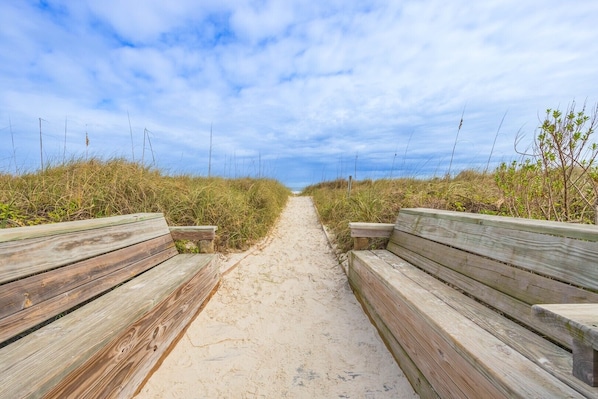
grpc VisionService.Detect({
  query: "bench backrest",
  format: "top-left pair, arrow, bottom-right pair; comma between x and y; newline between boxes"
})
0,213 -> 178,344
388,208 -> 598,349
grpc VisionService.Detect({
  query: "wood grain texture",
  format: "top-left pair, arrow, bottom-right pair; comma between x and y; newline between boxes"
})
45,254 -> 220,399
386,231 -> 598,348
534,304 -> 598,387
533,304 -> 598,348
351,273 -> 440,399
399,208 -> 598,241
349,250 -> 586,398
169,226 -> 217,241
0,254 -> 219,399
395,209 -> 598,291
0,235 -> 177,343
0,215 -> 170,284
373,250 -> 598,398
348,208 -> 598,397
573,339 -> 598,387
349,222 -> 395,238
0,213 -> 163,243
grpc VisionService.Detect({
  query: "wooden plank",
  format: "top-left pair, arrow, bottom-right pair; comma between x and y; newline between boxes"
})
350,254 -> 510,398
0,254 -> 219,399
373,250 -> 598,398
46,254 -> 221,398
349,250 -> 586,398
387,231 -> 598,348
399,208 -> 598,242
349,222 -> 395,238
395,209 -> 598,291
389,230 -> 598,306
349,253 -> 471,398
0,236 -> 177,343
0,216 -> 171,284
169,226 -> 217,241
533,304 -> 598,349
0,213 -> 163,243
350,273 -> 440,399
534,304 -> 598,387
387,239 -> 572,348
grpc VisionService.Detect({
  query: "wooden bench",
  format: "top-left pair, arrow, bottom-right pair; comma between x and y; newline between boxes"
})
348,208 -> 598,398
0,213 -> 220,398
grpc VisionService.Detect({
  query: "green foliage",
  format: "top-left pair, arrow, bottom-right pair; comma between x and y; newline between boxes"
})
0,202 -> 24,228
305,172 -> 501,252
495,101 -> 598,223
0,158 -> 290,251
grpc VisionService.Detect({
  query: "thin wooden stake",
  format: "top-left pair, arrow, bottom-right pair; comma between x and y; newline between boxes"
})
39,118 -> 44,171
9,116 -> 16,174
208,123 -> 213,177
63,116 -> 67,163
128,111 -> 135,161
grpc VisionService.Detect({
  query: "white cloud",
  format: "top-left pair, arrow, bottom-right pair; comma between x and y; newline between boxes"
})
1,0 -> 598,187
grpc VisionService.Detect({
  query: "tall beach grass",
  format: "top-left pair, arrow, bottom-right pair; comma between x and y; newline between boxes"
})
303,171 -> 505,252
0,158 -> 290,251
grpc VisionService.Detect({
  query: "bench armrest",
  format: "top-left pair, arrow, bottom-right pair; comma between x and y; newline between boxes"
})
169,226 -> 218,253
349,222 -> 395,250
532,303 -> 598,386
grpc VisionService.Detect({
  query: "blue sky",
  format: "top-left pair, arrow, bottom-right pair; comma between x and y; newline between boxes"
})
1,1 -> 597,190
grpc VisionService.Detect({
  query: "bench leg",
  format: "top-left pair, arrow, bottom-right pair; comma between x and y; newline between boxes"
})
572,338 -> 598,386
353,237 -> 369,250
199,239 -> 214,253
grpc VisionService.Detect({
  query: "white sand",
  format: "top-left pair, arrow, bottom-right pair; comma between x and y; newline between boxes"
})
135,196 -> 418,399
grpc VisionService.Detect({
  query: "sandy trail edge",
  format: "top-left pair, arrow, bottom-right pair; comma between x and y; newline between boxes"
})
135,196 -> 418,398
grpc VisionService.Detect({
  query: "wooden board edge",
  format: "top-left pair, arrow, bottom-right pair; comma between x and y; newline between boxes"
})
348,250 -> 586,398
134,277 -> 222,397
398,208 -> 598,242
347,256 -> 439,399
0,213 -> 164,243
44,254 -> 220,398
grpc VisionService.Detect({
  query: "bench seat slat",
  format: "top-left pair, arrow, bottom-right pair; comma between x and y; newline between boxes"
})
0,253 -> 219,399
396,210 -> 598,292
350,250 -> 586,398
0,215 -> 171,284
373,250 -> 598,398
350,252 -> 470,398
0,235 -> 178,343
388,239 -> 571,348
355,286 -> 441,399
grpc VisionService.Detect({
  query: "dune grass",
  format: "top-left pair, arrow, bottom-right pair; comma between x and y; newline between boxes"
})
302,171 -> 504,252
0,158 -> 290,251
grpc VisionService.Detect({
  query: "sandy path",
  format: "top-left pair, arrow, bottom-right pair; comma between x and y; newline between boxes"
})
136,196 -> 418,399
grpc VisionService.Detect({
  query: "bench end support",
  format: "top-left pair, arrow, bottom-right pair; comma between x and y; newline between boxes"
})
573,339 -> 598,386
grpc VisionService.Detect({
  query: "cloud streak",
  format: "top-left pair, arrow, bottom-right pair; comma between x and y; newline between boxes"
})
1,1 -> 598,189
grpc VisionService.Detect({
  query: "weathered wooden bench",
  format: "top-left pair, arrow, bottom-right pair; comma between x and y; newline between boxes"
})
0,213 -> 220,398
349,208 -> 598,398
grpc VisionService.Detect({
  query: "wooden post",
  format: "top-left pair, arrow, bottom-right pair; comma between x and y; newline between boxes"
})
353,237 -> 369,250
347,175 -> 352,198
532,303 -> 598,386
169,226 -> 217,253
349,222 -> 395,250
572,338 -> 598,386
